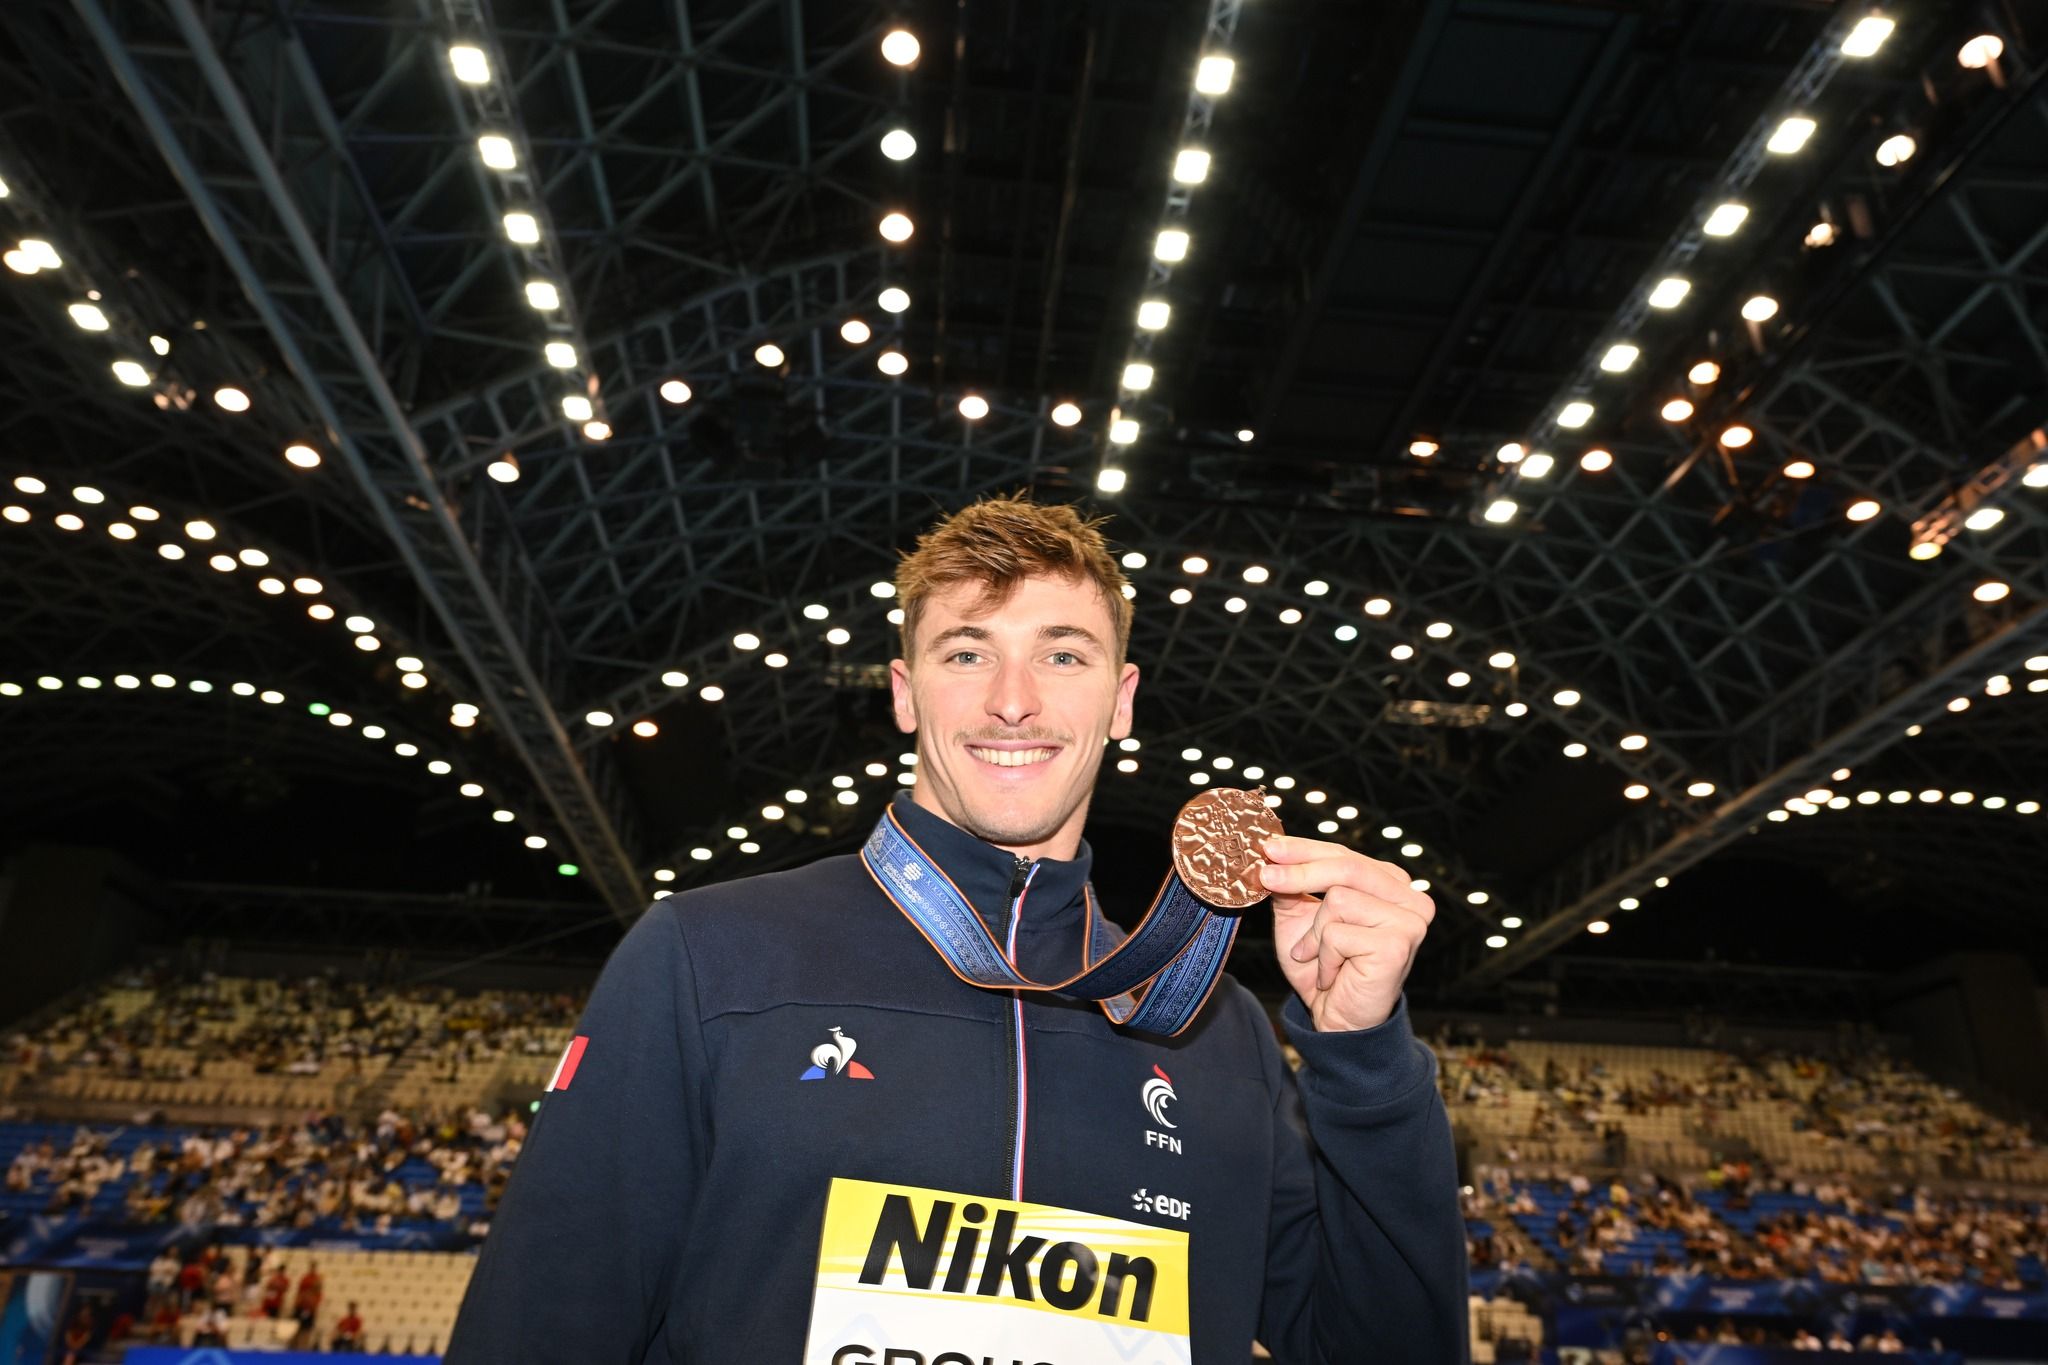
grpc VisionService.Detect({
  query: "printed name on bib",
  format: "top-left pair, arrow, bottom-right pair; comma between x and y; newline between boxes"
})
804,1178 -> 1192,1365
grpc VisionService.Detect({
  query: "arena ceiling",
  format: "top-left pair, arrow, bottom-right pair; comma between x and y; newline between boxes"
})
1,0 -> 2045,1002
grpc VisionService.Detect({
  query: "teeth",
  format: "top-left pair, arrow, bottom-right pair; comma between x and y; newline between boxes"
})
969,746 -> 1055,768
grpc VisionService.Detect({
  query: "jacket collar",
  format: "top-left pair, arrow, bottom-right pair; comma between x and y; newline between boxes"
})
886,791 -> 1092,932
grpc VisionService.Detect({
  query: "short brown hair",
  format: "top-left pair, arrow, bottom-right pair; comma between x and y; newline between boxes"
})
895,494 -> 1134,665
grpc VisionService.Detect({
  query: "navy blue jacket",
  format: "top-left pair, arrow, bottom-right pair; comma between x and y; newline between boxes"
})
447,794 -> 1468,1363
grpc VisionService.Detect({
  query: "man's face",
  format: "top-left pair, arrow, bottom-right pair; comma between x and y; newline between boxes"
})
890,572 -> 1139,861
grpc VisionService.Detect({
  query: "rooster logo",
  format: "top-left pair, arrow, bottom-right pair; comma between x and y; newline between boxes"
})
1141,1064 -> 1177,1128
798,1026 -> 875,1080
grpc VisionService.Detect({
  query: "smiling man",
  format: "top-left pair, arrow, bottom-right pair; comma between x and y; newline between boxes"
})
448,495 -> 1467,1365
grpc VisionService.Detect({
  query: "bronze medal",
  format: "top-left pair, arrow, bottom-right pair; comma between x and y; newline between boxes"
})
1171,786 -> 1285,910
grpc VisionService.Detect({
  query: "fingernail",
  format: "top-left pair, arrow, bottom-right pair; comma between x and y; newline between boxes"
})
1291,936 -> 1316,962
1260,864 -> 1283,888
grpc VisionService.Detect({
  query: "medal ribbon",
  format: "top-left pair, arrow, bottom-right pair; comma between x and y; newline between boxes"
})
860,804 -> 1242,1037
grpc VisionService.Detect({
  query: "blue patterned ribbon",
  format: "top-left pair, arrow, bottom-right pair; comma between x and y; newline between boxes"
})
859,805 -> 1243,1037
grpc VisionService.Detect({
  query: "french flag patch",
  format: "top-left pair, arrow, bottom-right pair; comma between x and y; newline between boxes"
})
547,1035 -> 590,1092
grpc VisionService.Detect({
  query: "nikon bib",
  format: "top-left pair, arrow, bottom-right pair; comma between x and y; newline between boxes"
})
802,1178 -> 1192,1365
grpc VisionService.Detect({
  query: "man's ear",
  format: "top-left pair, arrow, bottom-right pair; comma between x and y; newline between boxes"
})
1107,661 -> 1140,740
889,658 -> 918,735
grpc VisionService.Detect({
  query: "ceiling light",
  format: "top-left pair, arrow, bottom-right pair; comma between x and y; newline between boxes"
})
1363,597 -> 1391,615
1518,452 -> 1555,479
1408,439 -> 1438,458
1599,344 -> 1638,373
1303,579 -> 1328,596
503,212 -> 539,244
1741,295 -> 1780,322
112,360 -> 151,386
1137,300 -> 1170,330
1424,621 -> 1452,639
1278,607 -> 1302,625
1767,116 -> 1817,154
877,350 -> 908,376
839,318 -> 872,345
108,521 -> 135,539
544,341 -> 577,368
1194,55 -> 1234,95
71,485 -> 104,505
1908,539 -> 1943,561
1110,417 -> 1139,444
524,280 -> 559,311
1963,507 -> 2004,532
1154,229 -> 1189,262
1623,783 -> 1649,800
880,29 -> 920,65
879,129 -> 917,161
1390,643 -> 1414,660
54,513 -> 83,531
284,443 -> 321,469
1333,624 -> 1356,641
1782,459 -> 1816,479
1182,556 -> 1209,575
1224,596 -> 1246,613
754,341 -> 785,368
1562,742 -> 1588,758
1875,133 -> 1916,167
477,134 -> 516,170
1846,498 -> 1880,522
1236,429 -> 1254,442
1579,448 -> 1614,472
1121,362 -> 1154,391
1446,671 -> 1469,687
1483,498 -> 1518,524
825,627 -> 851,645
871,580 -> 896,598
1095,468 -> 1127,494
1556,400 -> 1593,428
1720,424 -> 1754,448
660,379 -> 692,404
1172,148 -> 1210,184
183,518 -> 216,540
1688,360 -> 1721,384
1660,398 -> 1694,422
1958,34 -> 2005,69
583,421 -> 611,441
878,286 -> 910,313
1242,565 -> 1268,584
1703,203 -> 1749,236
879,212 -> 914,243
1841,16 -> 1894,58
958,394 -> 990,420
701,685 -> 725,702
1648,277 -> 1690,309
1973,580 -> 2010,603
68,303 -> 109,331
1687,780 -> 1716,797
1805,221 -> 1838,248
448,43 -> 490,83
1553,689 -> 1581,707
1496,442 -> 1524,464
1619,733 -> 1647,751
212,386 -> 251,412
561,394 -> 594,421
1050,401 -> 1082,427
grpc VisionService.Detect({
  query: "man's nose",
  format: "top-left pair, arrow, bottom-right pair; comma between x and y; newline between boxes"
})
985,660 -> 1041,728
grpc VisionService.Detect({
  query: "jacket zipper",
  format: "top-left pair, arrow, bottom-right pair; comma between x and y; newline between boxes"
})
1002,855 -> 1033,1201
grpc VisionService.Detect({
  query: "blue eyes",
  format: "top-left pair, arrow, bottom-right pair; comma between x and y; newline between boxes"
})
946,650 -> 1083,667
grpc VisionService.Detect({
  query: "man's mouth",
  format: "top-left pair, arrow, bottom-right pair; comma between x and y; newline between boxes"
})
966,745 -> 1061,768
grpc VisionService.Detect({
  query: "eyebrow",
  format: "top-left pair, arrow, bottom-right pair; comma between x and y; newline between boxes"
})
927,623 -> 1107,654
